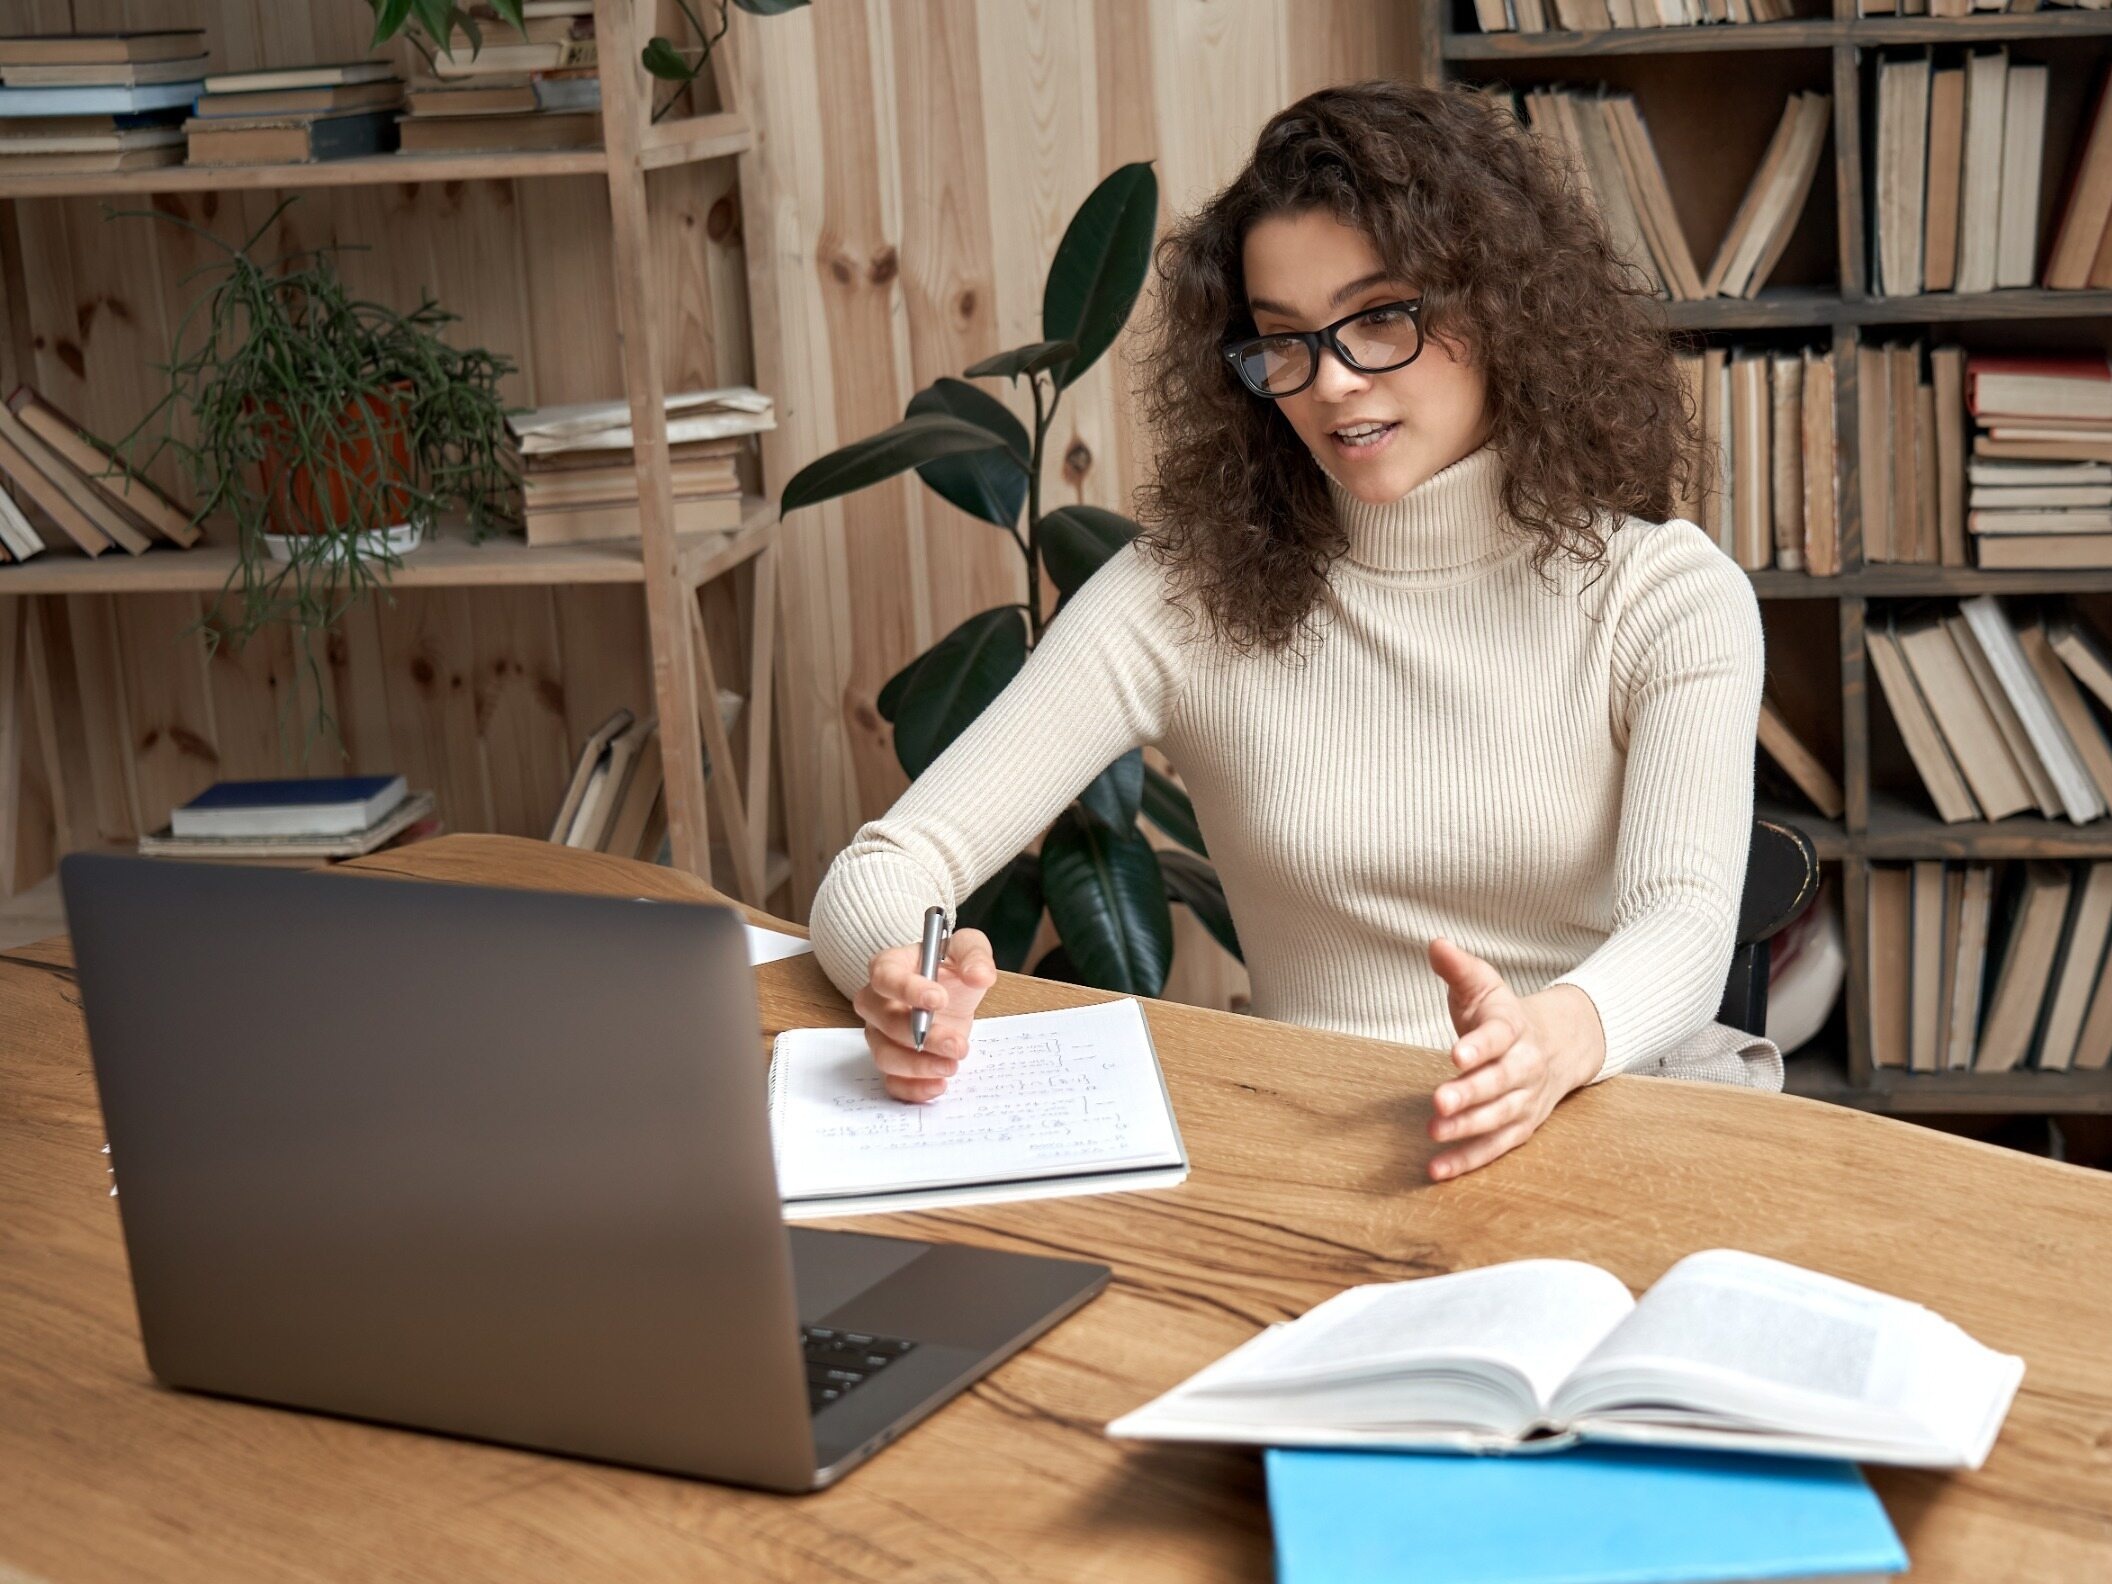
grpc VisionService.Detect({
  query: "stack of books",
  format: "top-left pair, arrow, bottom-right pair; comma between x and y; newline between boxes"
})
1867,597 -> 2112,827
1864,0 -> 2109,16
402,2 -> 600,154
184,61 -> 401,166
1869,857 -> 2112,1075
1516,87 -> 1828,301
0,30 -> 203,174
1963,355 -> 2112,568
141,775 -> 440,865
1675,343 -> 1839,574
2048,64 -> 2112,292
1470,0 -> 1802,31
507,387 -> 772,547
1870,49 -> 2046,298
0,384 -> 200,561
1855,339 -> 1968,566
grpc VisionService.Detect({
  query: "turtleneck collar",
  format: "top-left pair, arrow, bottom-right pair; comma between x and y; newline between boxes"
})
1323,443 -> 1520,583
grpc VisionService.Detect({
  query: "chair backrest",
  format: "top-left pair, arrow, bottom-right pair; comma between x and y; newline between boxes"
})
1716,815 -> 1821,1038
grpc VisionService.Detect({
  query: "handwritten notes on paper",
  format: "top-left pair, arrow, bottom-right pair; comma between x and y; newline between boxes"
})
767,997 -> 1186,1212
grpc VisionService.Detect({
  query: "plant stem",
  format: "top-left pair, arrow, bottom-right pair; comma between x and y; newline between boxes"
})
1026,370 -> 1051,644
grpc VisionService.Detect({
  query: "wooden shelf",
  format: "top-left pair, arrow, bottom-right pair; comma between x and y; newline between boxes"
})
0,113 -> 753,200
1785,1045 -> 2112,1113
0,495 -> 777,596
1445,12 -> 2112,59
1748,565 -> 2112,600
1861,793 -> 2112,861
1653,288 -> 2112,333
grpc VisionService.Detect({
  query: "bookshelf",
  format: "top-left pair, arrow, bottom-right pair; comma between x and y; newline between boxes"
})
0,2 -> 786,907
1420,1 -> 2112,1114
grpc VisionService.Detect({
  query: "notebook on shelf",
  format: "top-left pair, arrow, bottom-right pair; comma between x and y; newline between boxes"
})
1109,1248 -> 2023,1470
1265,1444 -> 1907,1584
140,790 -> 435,861
768,996 -> 1187,1219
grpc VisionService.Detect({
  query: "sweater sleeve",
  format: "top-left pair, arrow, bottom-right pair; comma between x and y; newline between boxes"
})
1549,522 -> 1766,1080
806,541 -> 1191,1002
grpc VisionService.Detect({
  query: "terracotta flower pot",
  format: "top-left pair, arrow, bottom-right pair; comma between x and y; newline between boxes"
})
253,385 -> 417,537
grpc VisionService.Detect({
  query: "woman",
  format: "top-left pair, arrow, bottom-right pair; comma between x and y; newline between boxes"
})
806,80 -> 1777,1182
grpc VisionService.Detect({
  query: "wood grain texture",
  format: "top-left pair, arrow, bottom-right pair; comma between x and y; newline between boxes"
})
2,833 -> 2111,1581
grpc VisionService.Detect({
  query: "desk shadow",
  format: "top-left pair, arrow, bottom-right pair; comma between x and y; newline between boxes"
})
1057,1441 -> 1273,1582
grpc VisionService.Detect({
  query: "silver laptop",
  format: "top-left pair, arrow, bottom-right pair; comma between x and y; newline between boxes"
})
61,854 -> 1108,1492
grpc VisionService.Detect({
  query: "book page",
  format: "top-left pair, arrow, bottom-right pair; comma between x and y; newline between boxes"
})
769,997 -> 1184,1206
1181,1261 -> 1636,1423
1554,1249 -> 2024,1465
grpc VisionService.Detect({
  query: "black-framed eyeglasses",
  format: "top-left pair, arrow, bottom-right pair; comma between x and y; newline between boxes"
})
1221,298 -> 1424,399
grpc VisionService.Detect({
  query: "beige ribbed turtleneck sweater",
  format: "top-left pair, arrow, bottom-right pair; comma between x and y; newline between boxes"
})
808,444 -> 1775,1084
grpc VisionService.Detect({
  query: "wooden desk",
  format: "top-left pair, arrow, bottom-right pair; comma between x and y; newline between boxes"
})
4,836 -> 2110,1581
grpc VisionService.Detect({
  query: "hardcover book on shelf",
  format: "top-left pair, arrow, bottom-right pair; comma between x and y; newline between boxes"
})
1869,865 -> 1911,1070
0,81 -> 203,118
1866,623 -> 1980,823
1994,63 -> 2048,291
1960,596 -> 2105,823
1757,698 -> 1844,819
198,62 -> 396,95
7,385 -> 199,547
1955,50 -> 2008,296
0,32 -> 206,67
1703,91 -> 1830,300
2035,863 -> 2112,1072
190,80 -> 404,120
1974,861 -> 2073,1073
1925,64 -> 1965,294
1,57 -> 208,89
184,108 -> 399,167
140,791 -> 436,862
2047,63 -> 2112,291
395,108 -> 601,156
1910,859 -> 1946,1073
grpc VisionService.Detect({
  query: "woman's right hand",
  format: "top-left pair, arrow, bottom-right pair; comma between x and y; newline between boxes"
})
850,927 -> 998,1102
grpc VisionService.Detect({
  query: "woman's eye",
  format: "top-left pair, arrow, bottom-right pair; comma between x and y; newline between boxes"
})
1358,309 -> 1406,328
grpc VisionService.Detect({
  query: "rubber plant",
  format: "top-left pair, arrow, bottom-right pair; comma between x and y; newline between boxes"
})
118,198 -> 518,762
363,0 -> 808,122
778,162 -> 1240,997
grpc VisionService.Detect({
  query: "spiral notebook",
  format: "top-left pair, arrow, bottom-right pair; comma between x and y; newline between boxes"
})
766,996 -> 1188,1218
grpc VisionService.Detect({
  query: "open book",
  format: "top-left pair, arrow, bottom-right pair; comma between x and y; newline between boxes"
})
767,997 -> 1187,1219
1109,1250 -> 2023,1470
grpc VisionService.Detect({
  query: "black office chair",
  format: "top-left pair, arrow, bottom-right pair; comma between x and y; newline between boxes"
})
1716,815 -> 1822,1038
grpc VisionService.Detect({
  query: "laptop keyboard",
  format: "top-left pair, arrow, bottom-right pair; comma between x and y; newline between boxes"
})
802,1324 -> 917,1413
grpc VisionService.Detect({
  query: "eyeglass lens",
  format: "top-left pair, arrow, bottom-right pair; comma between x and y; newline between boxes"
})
1233,305 -> 1419,396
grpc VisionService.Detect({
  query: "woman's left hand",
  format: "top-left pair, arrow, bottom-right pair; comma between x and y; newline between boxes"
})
1424,938 -> 1605,1181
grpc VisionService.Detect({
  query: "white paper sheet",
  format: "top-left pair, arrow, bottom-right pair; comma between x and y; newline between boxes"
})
768,997 -> 1186,1213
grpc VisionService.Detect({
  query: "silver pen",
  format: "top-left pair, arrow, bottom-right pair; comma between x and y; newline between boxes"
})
910,904 -> 950,1050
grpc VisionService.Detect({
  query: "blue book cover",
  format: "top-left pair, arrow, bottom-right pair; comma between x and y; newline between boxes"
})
1266,1446 -> 1907,1584
171,776 -> 407,839
0,82 -> 200,117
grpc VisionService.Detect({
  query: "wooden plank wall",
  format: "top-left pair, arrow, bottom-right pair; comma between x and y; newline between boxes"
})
0,0 -> 754,884
722,1 -> 1417,1009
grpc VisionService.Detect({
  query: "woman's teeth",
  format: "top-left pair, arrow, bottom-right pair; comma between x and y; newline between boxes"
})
1331,421 -> 1396,452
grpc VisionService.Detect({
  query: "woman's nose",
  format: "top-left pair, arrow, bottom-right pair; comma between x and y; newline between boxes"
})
1308,344 -> 1372,402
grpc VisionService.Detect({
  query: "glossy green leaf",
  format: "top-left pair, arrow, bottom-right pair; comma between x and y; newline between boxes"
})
905,378 -> 1030,529
1042,162 -> 1157,391
781,413 -> 1012,515
450,6 -> 481,58
876,606 -> 1030,778
642,36 -> 697,81
964,340 -> 1077,383
1141,765 -> 1208,857
956,854 -> 1043,973
485,0 -> 525,26
1040,808 -> 1173,996
370,0 -> 415,48
1039,504 -> 1137,597
1077,748 -> 1143,832
1157,848 -> 1242,962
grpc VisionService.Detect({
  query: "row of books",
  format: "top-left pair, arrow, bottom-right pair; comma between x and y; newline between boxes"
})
1469,0 -> 1800,28
553,710 -> 670,859
0,384 -> 197,560
1515,87 -> 1827,301
1872,51 -> 2049,297
1675,344 -> 1839,574
507,387 -> 774,548
1471,0 -> 2102,27
0,9 -> 606,176
1868,858 -> 2112,1076
1869,598 -> 2112,825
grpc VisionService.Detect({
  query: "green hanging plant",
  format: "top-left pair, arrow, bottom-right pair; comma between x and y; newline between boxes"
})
116,197 -> 519,764
779,162 -> 1242,998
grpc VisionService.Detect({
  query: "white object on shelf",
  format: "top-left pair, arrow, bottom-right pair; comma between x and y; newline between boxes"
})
260,519 -> 423,563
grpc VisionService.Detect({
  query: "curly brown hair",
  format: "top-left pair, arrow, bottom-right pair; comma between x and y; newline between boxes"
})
1130,79 -> 1700,655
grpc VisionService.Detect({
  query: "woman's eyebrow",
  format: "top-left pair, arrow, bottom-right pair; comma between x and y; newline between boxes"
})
1245,271 -> 1397,322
